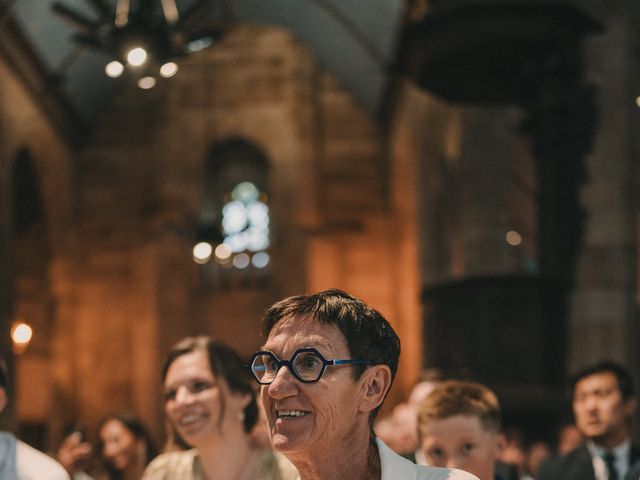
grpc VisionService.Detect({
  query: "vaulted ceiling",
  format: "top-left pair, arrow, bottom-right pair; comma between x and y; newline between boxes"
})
6,0 -> 406,125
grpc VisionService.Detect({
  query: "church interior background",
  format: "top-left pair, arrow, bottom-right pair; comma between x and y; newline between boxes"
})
1,0 -> 639,450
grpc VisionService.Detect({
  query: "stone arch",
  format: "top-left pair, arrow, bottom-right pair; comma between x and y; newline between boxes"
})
196,137 -> 271,288
201,137 -> 270,228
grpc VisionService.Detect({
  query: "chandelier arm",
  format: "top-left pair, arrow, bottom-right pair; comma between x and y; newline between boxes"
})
160,0 -> 179,25
115,0 -> 130,27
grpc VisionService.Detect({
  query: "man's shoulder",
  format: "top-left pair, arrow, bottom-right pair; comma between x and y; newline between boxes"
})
16,440 -> 70,480
626,460 -> 640,480
538,445 -> 592,480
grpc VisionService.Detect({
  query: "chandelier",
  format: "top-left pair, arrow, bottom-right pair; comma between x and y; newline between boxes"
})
52,0 -> 225,89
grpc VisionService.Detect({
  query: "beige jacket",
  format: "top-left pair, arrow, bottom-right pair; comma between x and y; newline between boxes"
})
142,448 -> 298,480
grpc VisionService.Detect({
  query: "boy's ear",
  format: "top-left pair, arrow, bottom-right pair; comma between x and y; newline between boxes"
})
359,365 -> 392,414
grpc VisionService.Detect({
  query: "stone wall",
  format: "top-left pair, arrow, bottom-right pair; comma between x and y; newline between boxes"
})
0,43 -> 75,441
65,23 -> 419,438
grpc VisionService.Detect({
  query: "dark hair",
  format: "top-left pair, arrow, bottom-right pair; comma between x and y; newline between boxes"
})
417,380 -> 502,437
161,336 -> 258,444
570,360 -> 635,401
262,288 -> 401,421
97,412 -> 156,478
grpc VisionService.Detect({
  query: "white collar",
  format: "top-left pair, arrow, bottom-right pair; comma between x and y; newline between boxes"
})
587,438 -> 632,480
294,438 -> 417,480
587,437 -> 631,459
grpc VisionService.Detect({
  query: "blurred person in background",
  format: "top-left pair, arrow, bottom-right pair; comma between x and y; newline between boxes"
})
97,412 -> 155,480
143,336 -> 297,480
56,422 -> 94,480
538,360 -> 639,480
0,355 -> 70,479
521,441 -> 551,480
498,427 -> 527,478
374,369 -> 443,455
556,422 -> 583,455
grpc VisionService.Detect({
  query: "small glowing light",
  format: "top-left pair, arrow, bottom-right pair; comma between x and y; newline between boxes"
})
222,201 -> 248,234
193,242 -> 213,264
159,62 -> 178,78
105,60 -> 124,78
214,243 -> 232,261
11,321 -> 33,352
506,230 -> 522,246
636,96 -> 640,108
252,252 -> 270,269
232,182 -> 260,202
127,47 -> 148,66
185,37 -> 214,53
138,76 -> 156,90
233,253 -> 250,269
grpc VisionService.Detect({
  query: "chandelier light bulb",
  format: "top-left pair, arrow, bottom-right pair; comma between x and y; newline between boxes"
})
193,242 -> 213,264
159,62 -> 178,78
127,46 -> 148,66
138,76 -> 157,89
105,60 -> 124,78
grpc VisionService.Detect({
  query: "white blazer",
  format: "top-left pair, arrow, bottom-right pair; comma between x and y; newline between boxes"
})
377,438 -> 480,480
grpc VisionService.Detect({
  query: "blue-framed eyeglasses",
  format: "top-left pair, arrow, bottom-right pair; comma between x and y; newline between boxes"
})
248,347 -> 372,384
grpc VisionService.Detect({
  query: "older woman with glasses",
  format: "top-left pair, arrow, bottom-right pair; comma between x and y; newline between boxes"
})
248,289 -> 479,480
142,336 -> 297,480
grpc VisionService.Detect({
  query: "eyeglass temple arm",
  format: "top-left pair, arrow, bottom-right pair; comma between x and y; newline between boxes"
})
331,359 -> 373,366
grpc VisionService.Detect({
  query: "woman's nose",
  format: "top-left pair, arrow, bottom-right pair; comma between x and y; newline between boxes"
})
267,365 -> 298,398
175,386 -> 194,404
103,442 -> 118,458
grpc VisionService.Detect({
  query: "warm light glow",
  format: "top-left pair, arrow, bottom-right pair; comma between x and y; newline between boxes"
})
105,60 -> 124,78
506,230 -> 522,246
193,242 -> 213,264
11,321 -> 33,353
127,47 -> 148,66
138,76 -> 156,89
636,96 -> 640,108
159,62 -> 178,78
252,252 -> 270,269
233,253 -> 250,269
214,243 -> 232,261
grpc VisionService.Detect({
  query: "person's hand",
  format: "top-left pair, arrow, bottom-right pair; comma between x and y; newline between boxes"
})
57,431 -> 92,474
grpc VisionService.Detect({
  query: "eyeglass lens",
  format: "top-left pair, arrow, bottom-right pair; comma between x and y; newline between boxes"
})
251,350 -> 325,383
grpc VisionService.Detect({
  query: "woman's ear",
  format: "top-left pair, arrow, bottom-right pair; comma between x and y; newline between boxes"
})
359,365 -> 392,414
234,391 -> 253,410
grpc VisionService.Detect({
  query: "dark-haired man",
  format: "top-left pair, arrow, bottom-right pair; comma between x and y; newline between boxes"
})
0,356 -> 70,479
538,360 -> 640,480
